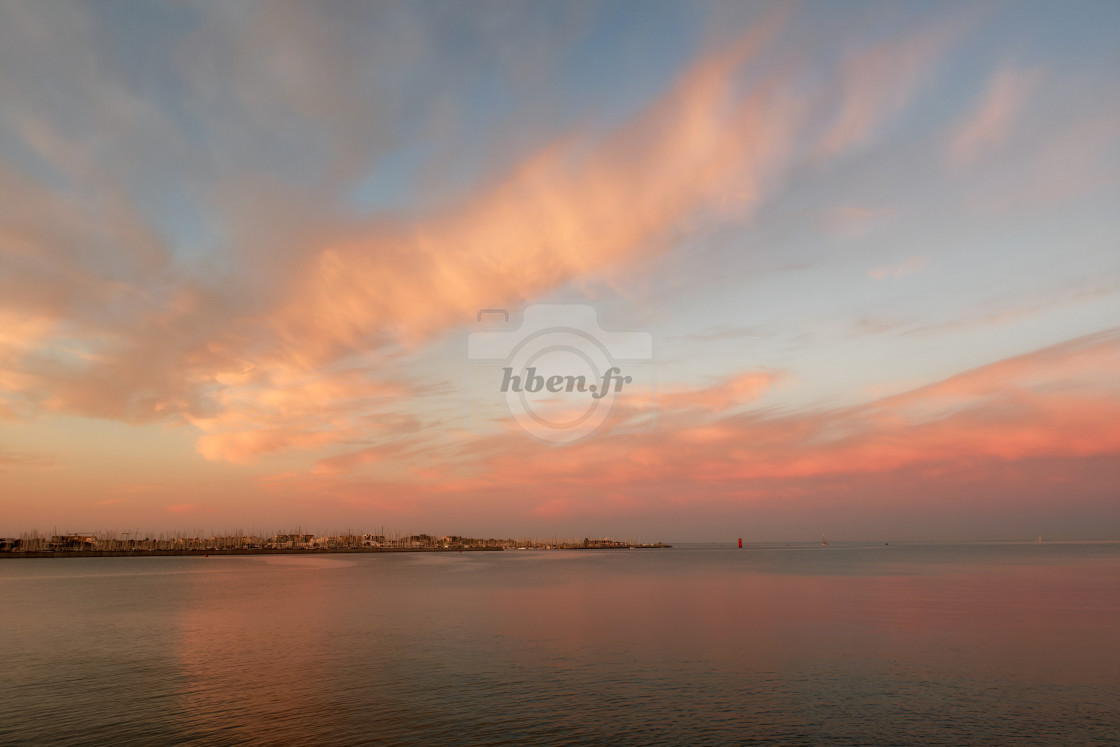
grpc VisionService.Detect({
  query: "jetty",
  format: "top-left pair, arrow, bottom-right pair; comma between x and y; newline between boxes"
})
0,531 -> 670,559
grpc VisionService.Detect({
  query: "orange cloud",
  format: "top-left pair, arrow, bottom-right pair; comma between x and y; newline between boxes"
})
0,448 -> 56,469
175,16 -> 809,462
421,329 -> 1120,503
166,504 -> 197,514
311,437 -> 419,477
0,14 -> 811,465
276,12 -> 798,357
187,365 -> 409,462
659,371 -> 783,413
0,7 -> 1000,471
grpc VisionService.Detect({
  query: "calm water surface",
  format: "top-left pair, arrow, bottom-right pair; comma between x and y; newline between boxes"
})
2,542 -> 1119,745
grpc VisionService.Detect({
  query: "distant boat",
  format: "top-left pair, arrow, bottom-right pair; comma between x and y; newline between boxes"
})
821,535 -> 828,546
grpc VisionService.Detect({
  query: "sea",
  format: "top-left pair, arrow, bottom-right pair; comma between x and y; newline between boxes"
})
2,541 -> 1118,745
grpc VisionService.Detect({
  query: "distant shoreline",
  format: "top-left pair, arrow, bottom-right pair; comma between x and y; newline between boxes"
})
0,545 -> 671,559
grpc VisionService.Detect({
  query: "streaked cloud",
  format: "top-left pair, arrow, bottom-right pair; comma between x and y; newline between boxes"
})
0,448 -> 56,469
659,371 -> 783,413
418,330 -> 1120,507
820,205 -> 894,238
1,2 -> 1116,538
949,65 -> 1039,166
869,256 -> 929,281
818,18 -> 967,156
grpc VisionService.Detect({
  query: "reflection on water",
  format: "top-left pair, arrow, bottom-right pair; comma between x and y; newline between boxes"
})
1,543 -> 1118,745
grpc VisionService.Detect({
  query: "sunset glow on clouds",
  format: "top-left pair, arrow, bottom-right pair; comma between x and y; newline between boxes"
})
0,2 -> 1117,539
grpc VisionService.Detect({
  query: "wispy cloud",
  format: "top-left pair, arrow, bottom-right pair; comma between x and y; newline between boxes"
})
1,3 -> 1115,537
818,18 -> 968,156
820,205 -> 894,238
0,448 -> 56,469
0,4 -> 991,468
0,9 -> 810,463
672,325 -> 773,343
869,255 -> 929,280
949,64 -> 1039,166
425,329 -> 1120,511
903,273 -> 1120,337
659,371 -> 784,413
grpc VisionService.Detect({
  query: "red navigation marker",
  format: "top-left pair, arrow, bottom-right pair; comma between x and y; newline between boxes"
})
738,538 -> 742,548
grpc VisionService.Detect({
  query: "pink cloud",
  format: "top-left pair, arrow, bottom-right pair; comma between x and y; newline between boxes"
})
820,205 -> 894,238
0,7 -> 1034,477
274,11 -> 799,357
0,448 -> 56,469
311,439 -> 419,477
949,65 -> 1039,166
818,19 -> 967,156
165,504 -> 197,514
869,255 -> 929,280
414,329 -> 1120,509
659,371 -> 783,413
0,13 -> 811,465
970,102 -> 1120,214
181,16 -> 804,464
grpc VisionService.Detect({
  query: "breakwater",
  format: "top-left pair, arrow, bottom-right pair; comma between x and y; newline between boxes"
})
1,541 -> 671,559
1,546 -> 505,559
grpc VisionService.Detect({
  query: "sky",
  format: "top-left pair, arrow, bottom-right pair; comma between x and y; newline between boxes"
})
0,1 -> 1118,541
